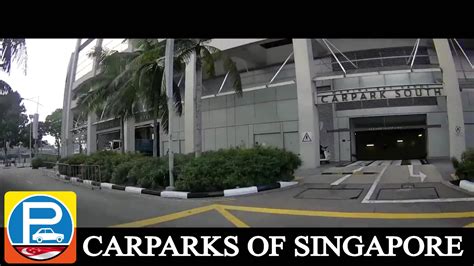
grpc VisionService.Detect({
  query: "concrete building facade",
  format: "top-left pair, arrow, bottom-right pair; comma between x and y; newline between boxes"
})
61,39 -> 474,168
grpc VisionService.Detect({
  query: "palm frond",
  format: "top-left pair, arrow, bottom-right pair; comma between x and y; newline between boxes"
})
172,81 -> 183,116
200,47 -> 217,78
211,50 -> 242,95
0,39 -> 27,74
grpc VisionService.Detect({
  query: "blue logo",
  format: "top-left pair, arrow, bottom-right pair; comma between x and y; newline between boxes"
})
6,194 -> 74,261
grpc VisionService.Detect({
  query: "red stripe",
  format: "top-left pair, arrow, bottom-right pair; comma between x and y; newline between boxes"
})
15,246 -> 65,255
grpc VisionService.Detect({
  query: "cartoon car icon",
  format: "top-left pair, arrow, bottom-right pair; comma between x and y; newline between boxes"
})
32,228 -> 64,243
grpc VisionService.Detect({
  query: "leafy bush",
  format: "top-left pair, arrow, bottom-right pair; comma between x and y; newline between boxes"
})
452,149 -> 474,181
111,160 -> 139,185
64,154 -> 88,165
175,147 -> 302,192
129,158 -> 169,189
162,153 -> 195,178
56,147 -> 302,193
31,158 -> 44,169
36,154 -> 58,163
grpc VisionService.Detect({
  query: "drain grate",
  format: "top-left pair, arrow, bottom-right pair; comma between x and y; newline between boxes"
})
401,183 -> 415,189
336,162 -> 354,167
401,160 -> 411,165
295,188 -> 363,200
376,187 -> 439,200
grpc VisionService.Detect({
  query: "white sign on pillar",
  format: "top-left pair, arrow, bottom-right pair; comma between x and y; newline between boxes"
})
301,132 -> 313,143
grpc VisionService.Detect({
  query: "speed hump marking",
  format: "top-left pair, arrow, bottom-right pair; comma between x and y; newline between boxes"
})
302,132 -> 313,143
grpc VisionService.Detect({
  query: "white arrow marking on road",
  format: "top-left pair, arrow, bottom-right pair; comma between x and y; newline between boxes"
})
331,174 -> 352,186
408,165 -> 427,182
352,166 -> 364,173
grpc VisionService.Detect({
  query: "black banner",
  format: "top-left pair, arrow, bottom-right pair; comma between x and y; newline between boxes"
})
2,228 -> 473,265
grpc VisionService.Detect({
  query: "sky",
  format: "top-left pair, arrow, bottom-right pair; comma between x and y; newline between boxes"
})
0,39 -> 77,144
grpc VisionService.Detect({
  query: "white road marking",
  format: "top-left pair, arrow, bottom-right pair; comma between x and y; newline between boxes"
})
393,160 -> 402,166
331,174 -> 352,186
411,159 -> 422,165
361,165 -> 389,203
26,180 -> 33,184
381,160 -> 392,166
364,197 -> 474,204
368,160 -> 383,167
408,165 -> 427,182
352,166 -> 364,173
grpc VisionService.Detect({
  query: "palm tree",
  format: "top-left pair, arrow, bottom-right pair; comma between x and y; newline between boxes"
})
73,49 -> 140,153
130,39 -> 183,157
74,40 -> 182,157
0,39 -> 27,74
173,39 -> 242,157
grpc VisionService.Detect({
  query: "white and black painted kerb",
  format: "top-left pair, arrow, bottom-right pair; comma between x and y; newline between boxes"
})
56,172 -> 298,199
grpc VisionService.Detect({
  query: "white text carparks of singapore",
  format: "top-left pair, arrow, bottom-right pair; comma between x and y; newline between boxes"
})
82,235 -> 464,257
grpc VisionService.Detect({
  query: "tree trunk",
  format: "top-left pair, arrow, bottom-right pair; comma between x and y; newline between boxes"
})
153,111 -> 159,157
4,141 -> 8,166
56,139 -> 60,160
195,66 -> 203,157
79,137 -> 83,153
120,117 -> 125,153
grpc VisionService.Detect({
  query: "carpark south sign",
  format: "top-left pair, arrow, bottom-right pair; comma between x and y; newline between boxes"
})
316,84 -> 444,104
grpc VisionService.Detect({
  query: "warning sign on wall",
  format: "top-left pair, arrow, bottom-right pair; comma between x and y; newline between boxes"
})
302,132 -> 313,143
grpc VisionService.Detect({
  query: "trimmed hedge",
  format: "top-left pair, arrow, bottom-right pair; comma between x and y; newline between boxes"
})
31,158 -> 55,169
175,147 -> 302,192
31,158 -> 44,169
59,151 -> 144,182
58,147 -> 302,193
452,149 -> 474,181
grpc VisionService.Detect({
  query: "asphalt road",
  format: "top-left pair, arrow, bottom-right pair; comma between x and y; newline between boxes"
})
1,167 -> 473,228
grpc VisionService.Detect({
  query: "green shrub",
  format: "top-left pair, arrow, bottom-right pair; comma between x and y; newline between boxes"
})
64,154 -> 88,165
452,149 -> 474,181
162,153 -> 195,178
129,158 -> 169,189
74,151 -> 144,182
175,147 -> 302,192
31,158 -> 44,169
36,154 -> 58,163
55,147 -> 302,192
111,160 -> 138,185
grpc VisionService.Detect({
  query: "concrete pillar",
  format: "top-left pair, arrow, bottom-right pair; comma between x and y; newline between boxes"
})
62,39 -> 82,157
86,114 -> 97,155
292,39 -> 320,168
184,52 -> 197,154
86,39 -> 103,155
60,54 -> 72,158
123,118 -> 135,152
433,39 -> 466,160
